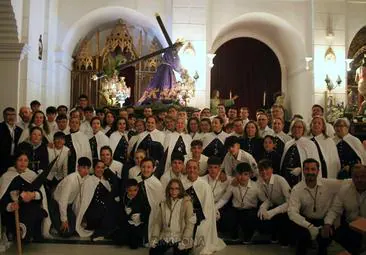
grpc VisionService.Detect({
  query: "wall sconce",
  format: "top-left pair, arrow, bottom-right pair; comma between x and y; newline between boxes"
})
345,59 -> 353,71
207,53 -> 216,68
305,57 -> 313,70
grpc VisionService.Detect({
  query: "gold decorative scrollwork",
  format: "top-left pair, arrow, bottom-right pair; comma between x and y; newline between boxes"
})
74,40 -> 93,70
100,20 -> 139,67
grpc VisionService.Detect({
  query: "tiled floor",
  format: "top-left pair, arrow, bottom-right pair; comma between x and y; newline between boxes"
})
1,243 -> 346,255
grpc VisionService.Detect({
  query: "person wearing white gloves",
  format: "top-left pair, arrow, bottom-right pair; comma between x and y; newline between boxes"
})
288,158 -> 342,255
257,159 -> 291,246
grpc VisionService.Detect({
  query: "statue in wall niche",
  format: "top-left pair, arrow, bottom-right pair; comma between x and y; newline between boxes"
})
355,56 -> 366,114
210,89 -> 238,116
38,35 -> 43,60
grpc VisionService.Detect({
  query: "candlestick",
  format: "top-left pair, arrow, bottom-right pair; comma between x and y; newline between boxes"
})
263,91 -> 266,106
229,90 -> 232,99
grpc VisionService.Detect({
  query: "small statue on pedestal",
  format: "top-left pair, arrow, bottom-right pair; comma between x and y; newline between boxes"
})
356,55 -> 366,115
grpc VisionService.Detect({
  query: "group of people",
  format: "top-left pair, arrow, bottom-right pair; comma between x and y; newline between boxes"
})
0,94 -> 365,255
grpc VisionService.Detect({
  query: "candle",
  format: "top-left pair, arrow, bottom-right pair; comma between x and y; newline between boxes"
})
263,91 -> 266,106
229,90 -> 232,99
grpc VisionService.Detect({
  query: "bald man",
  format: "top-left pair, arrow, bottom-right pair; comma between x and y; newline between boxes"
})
16,106 -> 32,130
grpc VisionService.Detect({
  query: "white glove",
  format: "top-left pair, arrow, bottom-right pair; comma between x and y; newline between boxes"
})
215,210 -> 221,221
178,238 -> 193,250
189,214 -> 197,224
308,225 -> 320,240
289,167 -> 302,176
131,213 -> 141,225
150,238 -> 158,248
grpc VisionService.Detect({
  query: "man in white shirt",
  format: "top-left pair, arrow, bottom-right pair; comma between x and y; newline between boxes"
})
257,113 -> 274,138
222,136 -> 258,177
288,158 -> 342,255
323,164 -> 366,255
216,162 -> 266,244
257,159 -> 291,246
80,106 -> 94,139
230,118 -> 244,137
239,107 -> 250,127
51,157 -> 91,237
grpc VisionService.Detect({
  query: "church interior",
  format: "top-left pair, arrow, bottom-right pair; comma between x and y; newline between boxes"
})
1,0 -> 366,254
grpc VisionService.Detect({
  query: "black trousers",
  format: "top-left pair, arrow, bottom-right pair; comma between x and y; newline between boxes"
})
258,212 -> 290,245
333,223 -> 363,255
292,218 -> 331,255
48,198 -> 76,237
149,241 -> 190,255
222,207 -> 258,240
112,222 -> 144,249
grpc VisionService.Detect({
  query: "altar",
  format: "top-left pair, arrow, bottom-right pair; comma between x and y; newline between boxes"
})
70,20 -> 162,107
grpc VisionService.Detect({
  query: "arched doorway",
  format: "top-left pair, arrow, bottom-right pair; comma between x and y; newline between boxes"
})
211,37 -> 281,115
210,12 -> 311,118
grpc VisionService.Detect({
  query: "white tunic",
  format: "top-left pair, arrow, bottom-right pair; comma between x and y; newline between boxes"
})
184,154 -> 208,176
92,131 -> 110,159
202,174 -> 232,203
333,133 -> 366,165
69,131 -> 93,170
163,132 -> 192,173
47,146 -> 69,181
80,121 -> 93,139
222,149 -> 258,176
109,131 -> 129,155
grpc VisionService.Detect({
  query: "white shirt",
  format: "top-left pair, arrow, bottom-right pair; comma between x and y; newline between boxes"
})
202,174 -> 232,203
16,120 -> 29,130
258,126 -> 274,138
222,149 -> 258,176
288,178 -> 342,229
258,174 -> 291,215
80,121 -> 93,139
6,123 -> 16,155
128,165 -> 141,179
47,146 -> 69,181
324,180 -> 366,225
160,170 -> 187,190
53,172 -> 88,222
216,180 -> 265,210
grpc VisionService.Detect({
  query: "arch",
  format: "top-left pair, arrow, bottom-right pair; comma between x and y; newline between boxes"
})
209,12 -> 311,117
61,6 -> 166,63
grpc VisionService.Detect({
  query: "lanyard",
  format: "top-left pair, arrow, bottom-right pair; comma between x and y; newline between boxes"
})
305,186 -> 319,212
264,183 -> 273,201
238,185 -> 249,206
167,199 -> 180,228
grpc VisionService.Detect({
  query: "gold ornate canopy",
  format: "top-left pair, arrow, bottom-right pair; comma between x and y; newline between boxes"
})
71,20 -> 162,107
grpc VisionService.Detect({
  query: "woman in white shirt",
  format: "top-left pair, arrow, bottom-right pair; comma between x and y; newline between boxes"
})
90,117 -> 109,162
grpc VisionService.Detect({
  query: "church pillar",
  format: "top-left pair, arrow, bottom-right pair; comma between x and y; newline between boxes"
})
54,50 -> 72,107
0,43 -> 25,114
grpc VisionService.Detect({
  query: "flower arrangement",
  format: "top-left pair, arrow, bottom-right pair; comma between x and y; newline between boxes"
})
175,69 -> 198,106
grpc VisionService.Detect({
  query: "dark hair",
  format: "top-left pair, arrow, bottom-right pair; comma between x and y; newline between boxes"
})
56,114 -> 68,121
224,135 -> 240,148
46,106 -> 57,115
128,114 -> 136,120
78,157 -> 92,167
233,118 -> 243,124
29,126 -> 43,137
78,94 -> 88,100
171,152 -> 184,162
224,123 -> 233,132
207,156 -> 222,166
3,107 -> 15,117
213,116 -> 224,125
93,159 -> 104,167
258,159 -> 273,170
103,112 -> 116,128
53,131 -> 65,140
263,135 -> 275,143
84,106 -> 94,113
141,157 -> 155,167
100,145 -> 112,155
125,178 -> 139,188
191,140 -> 203,147
111,117 -> 128,132
187,117 -> 200,134
29,110 -> 50,134
57,105 -> 68,112
30,100 -> 41,107
244,120 -> 259,138
303,158 -> 320,169
15,151 -> 29,162
90,116 -> 101,126
236,162 -> 252,174
312,104 -> 324,113
168,105 -> 178,111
